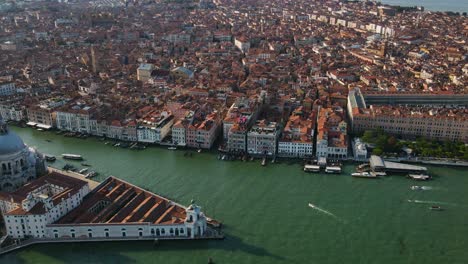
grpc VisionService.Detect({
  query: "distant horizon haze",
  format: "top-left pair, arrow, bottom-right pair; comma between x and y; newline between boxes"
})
380,0 -> 467,13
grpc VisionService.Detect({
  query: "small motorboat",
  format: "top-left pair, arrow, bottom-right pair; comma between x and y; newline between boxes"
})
168,146 -> 177,150
81,163 -> 91,167
261,157 -> 267,166
408,174 -> 431,181
351,172 -> 377,178
78,168 -> 89,174
411,186 -> 423,190
85,171 -> 99,178
429,206 -> 443,211
197,149 -> 202,153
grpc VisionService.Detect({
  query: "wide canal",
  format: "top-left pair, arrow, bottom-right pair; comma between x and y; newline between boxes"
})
1,127 -> 468,264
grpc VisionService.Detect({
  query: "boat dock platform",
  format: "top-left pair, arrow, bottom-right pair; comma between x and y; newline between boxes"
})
369,155 -> 427,174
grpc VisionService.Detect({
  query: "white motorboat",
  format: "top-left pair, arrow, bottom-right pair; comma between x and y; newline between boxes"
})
62,154 -> 83,160
408,174 -> 431,181
351,172 -> 377,178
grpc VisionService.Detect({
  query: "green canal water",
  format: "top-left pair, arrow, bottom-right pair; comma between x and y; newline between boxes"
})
1,127 -> 468,264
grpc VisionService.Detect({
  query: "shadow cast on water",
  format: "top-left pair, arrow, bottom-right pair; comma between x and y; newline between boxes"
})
154,233 -> 286,262
0,242 -> 140,264
0,233 -> 286,264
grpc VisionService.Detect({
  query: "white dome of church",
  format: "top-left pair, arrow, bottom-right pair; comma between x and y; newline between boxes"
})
0,129 -> 26,156
0,120 -> 46,191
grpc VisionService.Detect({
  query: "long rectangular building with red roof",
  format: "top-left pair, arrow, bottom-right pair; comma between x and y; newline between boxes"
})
0,171 -> 208,240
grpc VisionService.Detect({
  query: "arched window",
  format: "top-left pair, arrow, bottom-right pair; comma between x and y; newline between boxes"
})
156,229 -> 160,236
169,228 -> 174,234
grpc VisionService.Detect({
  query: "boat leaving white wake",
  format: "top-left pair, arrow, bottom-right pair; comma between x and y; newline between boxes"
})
407,199 -> 461,206
308,203 -> 345,223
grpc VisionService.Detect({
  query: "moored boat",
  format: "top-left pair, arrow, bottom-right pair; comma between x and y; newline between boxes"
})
261,157 -> 267,166
351,172 -> 377,178
325,166 -> 341,174
304,164 -> 320,173
85,171 -> 98,179
62,154 -> 83,160
206,217 -> 222,228
168,146 -> 177,150
45,154 -> 56,162
78,168 -> 89,174
429,205 -> 443,211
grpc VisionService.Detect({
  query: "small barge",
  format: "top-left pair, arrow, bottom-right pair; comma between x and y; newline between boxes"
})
62,154 -> 83,161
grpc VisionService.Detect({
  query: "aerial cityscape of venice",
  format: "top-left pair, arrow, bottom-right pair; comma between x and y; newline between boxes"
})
0,0 -> 466,263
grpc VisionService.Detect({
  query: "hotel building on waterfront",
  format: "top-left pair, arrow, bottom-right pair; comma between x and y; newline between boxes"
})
278,107 -> 315,158
186,112 -> 220,149
137,110 -> 174,143
316,107 -> 348,159
247,120 -> 280,156
223,97 -> 261,153
0,172 -> 208,240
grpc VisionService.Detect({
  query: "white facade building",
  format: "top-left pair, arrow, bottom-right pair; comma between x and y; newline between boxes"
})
352,138 -> 368,161
278,141 -> 313,158
0,104 -> 24,122
0,172 -> 90,238
137,113 -> 174,143
0,82 -> 16,97
247,121 -> 280,156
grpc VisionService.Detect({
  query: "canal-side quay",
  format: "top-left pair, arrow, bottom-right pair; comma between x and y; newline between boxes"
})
2,126 -> 468,264
0,230 -> 225,256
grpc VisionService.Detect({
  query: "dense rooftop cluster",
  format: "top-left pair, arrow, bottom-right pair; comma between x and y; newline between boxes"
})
0,0 -> 466,159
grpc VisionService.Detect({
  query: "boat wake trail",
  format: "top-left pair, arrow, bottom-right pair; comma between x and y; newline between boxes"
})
407,199 -> 461,206
308,203 -> 346,223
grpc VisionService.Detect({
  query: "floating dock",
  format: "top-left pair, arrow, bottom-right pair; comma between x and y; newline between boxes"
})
369,155 -> 427,174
